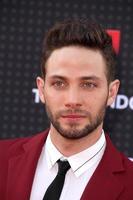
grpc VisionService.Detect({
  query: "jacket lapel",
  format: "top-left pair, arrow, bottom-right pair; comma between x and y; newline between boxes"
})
6,131 -> 48,200
81,134 -> 125,200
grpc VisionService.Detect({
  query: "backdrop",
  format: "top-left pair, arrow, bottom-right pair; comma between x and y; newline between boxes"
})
0,0 -> 133,158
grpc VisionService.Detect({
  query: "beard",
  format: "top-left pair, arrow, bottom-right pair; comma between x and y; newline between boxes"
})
45,99 -> 107,140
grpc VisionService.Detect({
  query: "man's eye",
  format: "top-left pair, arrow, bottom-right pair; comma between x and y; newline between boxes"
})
52,81 -> 65,88
81,82 -> 96,88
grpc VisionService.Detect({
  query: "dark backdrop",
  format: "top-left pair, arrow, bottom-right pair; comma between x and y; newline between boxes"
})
0,0 -> 133,158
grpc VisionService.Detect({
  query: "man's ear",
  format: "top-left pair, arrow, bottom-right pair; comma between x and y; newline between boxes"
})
36,76 -> 45,103
107,79 -> 120,106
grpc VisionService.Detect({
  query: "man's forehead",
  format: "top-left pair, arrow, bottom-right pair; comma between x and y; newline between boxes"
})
45,46 -> 107,81
46,46 -> 106,66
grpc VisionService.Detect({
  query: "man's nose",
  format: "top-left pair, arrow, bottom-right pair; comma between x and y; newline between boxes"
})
65,88 -> 82,108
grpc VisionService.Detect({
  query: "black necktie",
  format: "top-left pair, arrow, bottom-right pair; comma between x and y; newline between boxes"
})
43,160 -> 70,200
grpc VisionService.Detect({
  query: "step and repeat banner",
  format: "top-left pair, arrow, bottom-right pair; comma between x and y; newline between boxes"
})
0,0 -> 133,158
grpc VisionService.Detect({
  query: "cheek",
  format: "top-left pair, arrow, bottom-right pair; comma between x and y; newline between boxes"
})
85,92 -> 108,108
44,91 -> 65,108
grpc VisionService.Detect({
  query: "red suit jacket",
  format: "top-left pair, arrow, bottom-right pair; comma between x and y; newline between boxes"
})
0,130 -> 133,200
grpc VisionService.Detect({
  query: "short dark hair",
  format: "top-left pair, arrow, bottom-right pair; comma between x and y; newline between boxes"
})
41,18 -> 116,83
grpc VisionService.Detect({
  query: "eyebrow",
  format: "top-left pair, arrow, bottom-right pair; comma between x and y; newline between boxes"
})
49,75 -> 67,80
49,75 -> 102,82
80,76 -> 102,82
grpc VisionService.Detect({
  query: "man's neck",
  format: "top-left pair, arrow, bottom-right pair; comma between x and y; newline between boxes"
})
49,126 -> 103,157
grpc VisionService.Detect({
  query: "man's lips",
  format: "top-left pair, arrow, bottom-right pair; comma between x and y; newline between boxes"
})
62,115 -> 86,119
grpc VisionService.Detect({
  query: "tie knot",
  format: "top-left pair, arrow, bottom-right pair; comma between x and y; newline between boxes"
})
57,160 -> 70,176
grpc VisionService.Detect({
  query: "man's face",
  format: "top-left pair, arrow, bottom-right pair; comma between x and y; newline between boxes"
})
37,46 -> 119,140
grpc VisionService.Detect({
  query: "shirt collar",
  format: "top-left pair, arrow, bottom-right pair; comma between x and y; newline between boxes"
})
45,130 -> 106,177
68,131 -> 106,176
46,133 -> 64,169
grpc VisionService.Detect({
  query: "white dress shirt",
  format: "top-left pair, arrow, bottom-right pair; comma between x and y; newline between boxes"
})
30,130 -> 106,200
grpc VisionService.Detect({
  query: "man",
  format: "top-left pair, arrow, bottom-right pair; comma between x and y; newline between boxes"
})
0,18 -> 133,200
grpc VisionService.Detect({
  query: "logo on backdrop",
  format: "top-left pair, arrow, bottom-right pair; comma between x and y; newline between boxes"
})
107,29 -> 121,54
32,89 -> 133,110
111,95 -> 133,110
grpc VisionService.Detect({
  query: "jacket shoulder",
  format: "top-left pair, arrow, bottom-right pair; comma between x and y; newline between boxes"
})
121,152 -> 133,173
0,130 -> 48,158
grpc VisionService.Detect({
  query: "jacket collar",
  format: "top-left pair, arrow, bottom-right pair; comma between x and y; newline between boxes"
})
81,134 -> 125,200
6,130 -> 49,200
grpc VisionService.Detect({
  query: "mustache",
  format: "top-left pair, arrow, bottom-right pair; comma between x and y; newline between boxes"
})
56,109 -> 90,116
